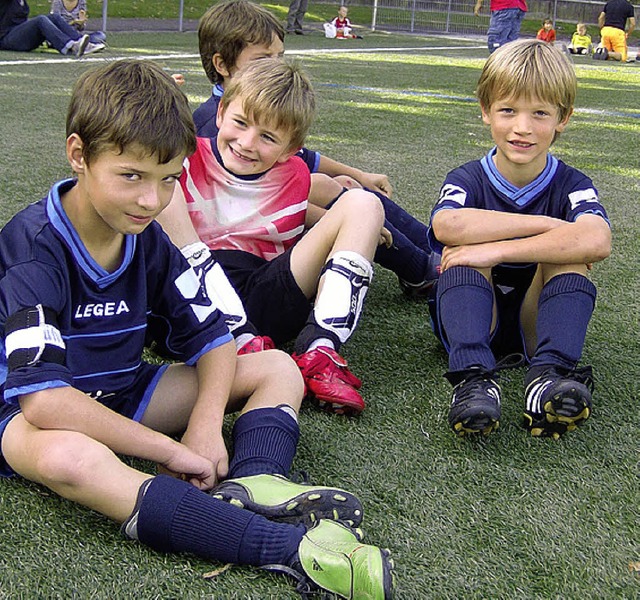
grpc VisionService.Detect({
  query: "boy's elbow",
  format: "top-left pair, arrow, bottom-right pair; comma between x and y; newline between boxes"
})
431,210 -> 460,246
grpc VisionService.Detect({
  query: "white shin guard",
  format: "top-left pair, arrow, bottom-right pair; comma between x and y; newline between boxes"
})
312,251 -> 373,345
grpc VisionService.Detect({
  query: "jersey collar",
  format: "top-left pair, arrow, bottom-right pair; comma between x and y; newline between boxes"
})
481,147 -> 558,207
46,179 -> 137,288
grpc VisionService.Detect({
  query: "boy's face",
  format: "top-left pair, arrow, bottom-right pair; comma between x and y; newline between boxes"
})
216,97 -> 297,176
338,7 -> 348,18
544,21 -> 552,30
481,95 -> 570,184
67,135 -> 184,235
577,25 -> 586,35
215,34 -> 284,85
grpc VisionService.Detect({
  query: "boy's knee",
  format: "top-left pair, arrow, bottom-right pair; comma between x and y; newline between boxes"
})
249,349 -> 305,392
335,189 -> 385,225
37,434 -> 112,489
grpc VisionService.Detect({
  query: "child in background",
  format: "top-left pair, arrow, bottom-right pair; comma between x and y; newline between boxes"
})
325,5 -> 362,39
537,18 -> 556,44
427,40 -> 610,439
567,22 -> 592,54
50,0 -> 106,46
0,59 -> 393,599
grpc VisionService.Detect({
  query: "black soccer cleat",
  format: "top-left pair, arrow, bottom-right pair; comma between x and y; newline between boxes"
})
524,366 -> 594,439
446,369 -> 501,436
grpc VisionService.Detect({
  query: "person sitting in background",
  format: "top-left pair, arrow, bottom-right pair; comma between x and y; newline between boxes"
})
567,22 -> 592,54
536,18 -> 556,44
0,0 -> 103,55
324,5 -> 362,39
50,0 -> 105,45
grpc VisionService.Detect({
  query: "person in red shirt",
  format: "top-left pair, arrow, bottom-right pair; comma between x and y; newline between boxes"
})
537,18 -> 557,44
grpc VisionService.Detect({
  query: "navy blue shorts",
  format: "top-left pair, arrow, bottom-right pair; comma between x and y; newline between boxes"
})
0,362 -> 168,477
429,263 -> 538,360
212,247 -> 312,345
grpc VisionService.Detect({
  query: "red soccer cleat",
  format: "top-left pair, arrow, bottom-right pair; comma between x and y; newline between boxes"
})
291,347 -> 365,415
237,335 -> 276,355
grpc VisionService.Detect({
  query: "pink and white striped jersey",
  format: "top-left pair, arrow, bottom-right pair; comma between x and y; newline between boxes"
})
180,137 -> 311,261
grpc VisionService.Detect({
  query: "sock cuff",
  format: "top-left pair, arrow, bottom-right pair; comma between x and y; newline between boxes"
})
233,406 -> 300,438
540,273 -> 596,304
438,266 -> 491,293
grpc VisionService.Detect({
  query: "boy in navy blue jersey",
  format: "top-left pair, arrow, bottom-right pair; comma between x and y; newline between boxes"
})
186,0 -> 439,296
0,60 -> 393,599
427,40 -> 611,438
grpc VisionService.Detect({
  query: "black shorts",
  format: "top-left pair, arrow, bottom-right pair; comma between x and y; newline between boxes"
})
211,247 -> 312,345
429,263 -> 538,361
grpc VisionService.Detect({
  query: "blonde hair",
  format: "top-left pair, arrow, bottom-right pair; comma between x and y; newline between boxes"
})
221,58 -> 315,151
67,60 -> 196,165
476,39 -> 576,123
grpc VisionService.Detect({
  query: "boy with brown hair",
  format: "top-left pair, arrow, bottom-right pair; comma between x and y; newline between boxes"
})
0,59 -> 393,599
428,40 -> 611,438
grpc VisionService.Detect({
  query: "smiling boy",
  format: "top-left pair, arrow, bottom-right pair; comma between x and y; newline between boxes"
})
427,40 -> 611,438
166,58 -> 386,416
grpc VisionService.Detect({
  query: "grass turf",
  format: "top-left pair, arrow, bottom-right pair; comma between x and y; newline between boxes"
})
0,31 -> 639,599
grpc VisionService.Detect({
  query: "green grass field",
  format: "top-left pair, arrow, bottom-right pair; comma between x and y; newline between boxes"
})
0,30 -> 639,599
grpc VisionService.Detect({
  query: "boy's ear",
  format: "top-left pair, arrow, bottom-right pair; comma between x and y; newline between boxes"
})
215,99 -> 226,129
555,108 -> 574,133
66,133 -> 86,174
276,146 -> 302,164
212,53 -> 230,79
480,104 -> 491,125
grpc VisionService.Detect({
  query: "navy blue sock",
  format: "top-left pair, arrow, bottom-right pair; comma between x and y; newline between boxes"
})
136,475 -> 304,566
374,222 -> 433,284
437,266 -> 495,373
366,188 -> 430,251
529,273 -> 596,371
228,406 -> 300,479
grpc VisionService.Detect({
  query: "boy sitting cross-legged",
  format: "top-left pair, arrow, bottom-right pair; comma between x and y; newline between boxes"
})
427,40 -> 611,439
159,58 -> 387,416
0,59 -> 393,599
188,0 -> 439,296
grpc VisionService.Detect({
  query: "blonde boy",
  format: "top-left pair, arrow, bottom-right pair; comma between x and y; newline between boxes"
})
427,40 -> 611,438
162,58 -> 386,416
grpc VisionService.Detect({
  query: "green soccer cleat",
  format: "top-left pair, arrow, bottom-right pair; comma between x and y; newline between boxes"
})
265,520 -> 394,600
211,473 -> 364,527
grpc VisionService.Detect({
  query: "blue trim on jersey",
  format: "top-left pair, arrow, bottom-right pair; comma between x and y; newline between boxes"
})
481,148 -> 559,208
46,179 -> 137,290
4,380 -> 70,402
184,334 -> 233,367
213,83 -> 224,98
131,363 -> 169,422
63,322 -> 147,340
74,362 -> 142,380
0,406 -> 21,477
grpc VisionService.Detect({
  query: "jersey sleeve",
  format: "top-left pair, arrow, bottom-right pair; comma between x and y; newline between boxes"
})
1,260 -> 73,403
427,165 -> 476,253
144,225 -> 233,364
562,174 -> 609,225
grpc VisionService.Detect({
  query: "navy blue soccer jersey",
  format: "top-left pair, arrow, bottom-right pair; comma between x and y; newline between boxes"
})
192,84 -> 320,173
428,148 -> 609,253
0,179 -> 232,405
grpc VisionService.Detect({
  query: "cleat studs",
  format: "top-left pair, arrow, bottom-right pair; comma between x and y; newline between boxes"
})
354,509 -> 362,517
332,509 -> 339,520
286,501 -> 299,511
308,493 -> 321,501
230,498 -> 244,508
334,494 -> 347,502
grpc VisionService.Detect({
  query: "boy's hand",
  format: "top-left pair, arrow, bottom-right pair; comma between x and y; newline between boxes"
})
359,172 -> 393,197
160,442 -> 217,490
379,226 -> 393,248
441,242 -> 503,270
181,428 -> 229,488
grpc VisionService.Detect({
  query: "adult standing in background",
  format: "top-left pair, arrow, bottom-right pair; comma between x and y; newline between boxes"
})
474,0 -> 527,53
597,0 -> 635,61
286,0 -> 307,34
